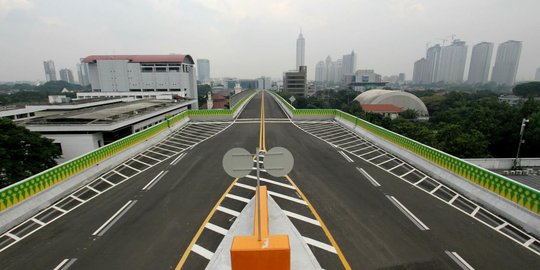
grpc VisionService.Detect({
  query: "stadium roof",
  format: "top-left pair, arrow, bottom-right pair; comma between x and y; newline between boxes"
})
81,54 -> 194,64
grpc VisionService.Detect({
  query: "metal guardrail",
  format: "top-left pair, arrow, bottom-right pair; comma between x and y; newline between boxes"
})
0,91 -> 257,212
270,92 -> 540,215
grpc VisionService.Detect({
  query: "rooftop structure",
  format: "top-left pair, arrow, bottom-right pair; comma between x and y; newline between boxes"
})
355,89 -> 429,116
283,66 -> 307,96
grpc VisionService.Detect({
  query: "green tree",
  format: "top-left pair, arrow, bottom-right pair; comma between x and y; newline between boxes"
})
513,82 -> 540,97
435,124 -> 489,158
400,109 -> 419,120
0,118 -> 61,188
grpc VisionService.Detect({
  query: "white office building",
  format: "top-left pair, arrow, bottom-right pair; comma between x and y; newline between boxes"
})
436,40 -> 468,83
257,76 -> 272,90
413,58 -> 428,84
425,45 -> 441,84
77,63 -> 90,86
296,31 -> 305,69
197,59 -> 210,82
342,51 -> 357,76
468,42 -> 493,84
81,54 -> 197,99
491,40 -> 522,86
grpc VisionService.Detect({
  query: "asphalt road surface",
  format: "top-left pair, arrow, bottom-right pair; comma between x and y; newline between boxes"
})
0,91 -> 538,269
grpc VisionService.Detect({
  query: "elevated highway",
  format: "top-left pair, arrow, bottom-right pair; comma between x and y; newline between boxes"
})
0,91 -> 539,269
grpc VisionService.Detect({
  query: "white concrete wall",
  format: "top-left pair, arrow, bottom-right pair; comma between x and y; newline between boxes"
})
45,133 -> 104,164
465,158 -> 540,170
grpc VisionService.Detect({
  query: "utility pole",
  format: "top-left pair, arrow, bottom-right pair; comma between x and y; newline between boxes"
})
513,118 -> 529,170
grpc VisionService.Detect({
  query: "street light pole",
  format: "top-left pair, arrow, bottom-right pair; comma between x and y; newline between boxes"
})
513,118 -> 529,170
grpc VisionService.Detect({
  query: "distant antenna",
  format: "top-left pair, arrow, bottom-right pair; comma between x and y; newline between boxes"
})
437,38 -> 447,46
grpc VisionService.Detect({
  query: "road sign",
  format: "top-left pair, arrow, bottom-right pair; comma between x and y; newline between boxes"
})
263,147 -> 294,177
222,148 -> 253,178
289,96 -> 296,103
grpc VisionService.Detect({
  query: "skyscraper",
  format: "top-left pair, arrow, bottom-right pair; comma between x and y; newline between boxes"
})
296,31 -> 305,69
535,67 -> 540,81
413,58 -> 428,84
436,39 -> 468,83
77,63 -> 90,86
325,56 -> 335,83
425,45 -> 441,83
334,59 -> 343,83
342,50 -> 357,76
315,61 -> 325,82
59,69 -> 75,84
43,60 -> 57,82
491,40 -> 522,85
468,42 -> 493,84
197,59 -> 210,82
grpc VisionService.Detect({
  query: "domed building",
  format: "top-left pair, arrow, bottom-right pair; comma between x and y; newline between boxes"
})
354,89 -> 429,116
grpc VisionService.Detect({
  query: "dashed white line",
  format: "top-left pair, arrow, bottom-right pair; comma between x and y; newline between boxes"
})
30,218 -> 46,226
449,194 -> 460,204
205,223 -> 228,235
377,157 -> 396,166
387,162 -> 405,171
53,258 -> 77,270
140,153 -> 161,162
283,210 -> 321,226
170,153 -> 186,165
86,186 -> 102,194
226,194 -> 251,203
235,182 -> 256,191
358,148 -> 378,156
303,236 -> 337,254
445,251 -> 474,270
111,170 -> 129,179
142,171 -> 167,191
386,195 -> 429,231
413,176 -> 428,186
368,153 -> 386,161
495,222 -> 508,230
131,158 -> 152,167
99,177 -> 116,186
338,151 -> 354,163
192,244 -> 214,260
217,206 -> 240,217
356,167 -> 381,187
92,200 -> 137,236
429,184 -> 443,194
524,238 -> 535,247
69,195 -> 85,203
52,205 -> 68,213
5,232 -> 21,241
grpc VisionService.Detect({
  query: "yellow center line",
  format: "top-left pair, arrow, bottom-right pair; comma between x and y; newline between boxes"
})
285,175 -> 352,270
175,177 -> 240,269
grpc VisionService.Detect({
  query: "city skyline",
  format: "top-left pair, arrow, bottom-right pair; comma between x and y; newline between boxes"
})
1,0 -> 539,82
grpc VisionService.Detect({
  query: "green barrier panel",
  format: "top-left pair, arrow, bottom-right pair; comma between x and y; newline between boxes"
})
270,93 -> 539,214
0,92 -> 258,212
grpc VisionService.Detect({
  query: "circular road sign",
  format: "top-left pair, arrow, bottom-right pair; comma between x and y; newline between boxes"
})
222,148 -> 253,178
264,147 -> 294,177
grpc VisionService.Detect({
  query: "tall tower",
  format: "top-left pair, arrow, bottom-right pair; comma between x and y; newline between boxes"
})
43,60 -> 57,82
491,40 -> 522,85
436,39 -> 468,83
468,42 -> 493,84
342,50 -> 357,76
425,45 -> 441,83
296,30 -> 305,70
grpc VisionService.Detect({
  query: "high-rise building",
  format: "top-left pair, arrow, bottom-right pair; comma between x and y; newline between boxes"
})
43,60 -> 57,82
334,59 -> 343,83
197,59 -> 210,82
425,45 -> 441,83
491,40 -> 522,85
468,42 -> 493,84
296,31 -> 305,69
355,70 -> 381,83
257,77 -> 272,90
325,56 -> 334,83
413,58 -> 428,84
284,66 -> 307,96
315,61 -> 325,82
398,73 -> 406,83
535,68 -> 540,81
77,63 -> 90,86
342,50 -> 357,76
59,69 -> 75,84
436,39 -> 468,83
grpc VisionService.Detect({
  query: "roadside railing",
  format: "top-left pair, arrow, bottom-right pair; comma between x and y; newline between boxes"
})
269,91 -> 540,215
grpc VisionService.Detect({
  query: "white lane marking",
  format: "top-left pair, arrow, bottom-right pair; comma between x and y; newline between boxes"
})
413,176 -> 428,186
332,136 -> 357,145
400,169 -> 415,178
358,149 -> 378,156
142,171 -> 167,191
86,186 -> 102,194
377,157 -> 396,166
92,200 -> 137,236
388,162 -> 405,171
245,175 -> 295,189
30,218 -> 46,226
111,170 -> 129,179
140,153 -> 161,162
146,149 -> 170,158
54,258 -> 77,270
323,133 -> 350,141
524,238 -> 535,246
283,210 -> 321,226
430,184 -> 443,194
167,138 -> 193,147
123,163 -> 141,172
495,222 -> 508,230
338,151 -> 354,163
445,251 -> 474,270
69,195 -> 85,203
386,195 -> 429,231
5,232 -> 21,241
99,177 -> 116,186
131,158 -> 152,167
226,194 -> 251,203
205,223 -> 228,235
235,182 -> 256,191
161,143 -> 184,151
166,140 -> 187,149
303,236 -> 337,254
154,145 -> 176,154
52,205 -> 68,213
342,142 -> 365,150
268,191 -> 308,205
471,206 -> 481,216
217,206 -> 240,217
449,194 -> 460,204
170,153 -> 186,165
251,167 -> 267,172
192,244 -> 214,260
368,153 -> 386,161
357,167 -> 381,187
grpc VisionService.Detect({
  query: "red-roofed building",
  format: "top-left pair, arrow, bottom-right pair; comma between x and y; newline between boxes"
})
80,54 -> 197,105
361,104 -> 403,118
201,93 -> 229,109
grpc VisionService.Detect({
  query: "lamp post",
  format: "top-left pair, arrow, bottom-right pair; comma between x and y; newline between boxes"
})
513,118 -> 529,170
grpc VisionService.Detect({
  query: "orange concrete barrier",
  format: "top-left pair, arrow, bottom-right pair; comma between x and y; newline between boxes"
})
230,186 -> 290,270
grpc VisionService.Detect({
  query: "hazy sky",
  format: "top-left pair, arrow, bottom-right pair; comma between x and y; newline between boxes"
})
1,0 -> 539,82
